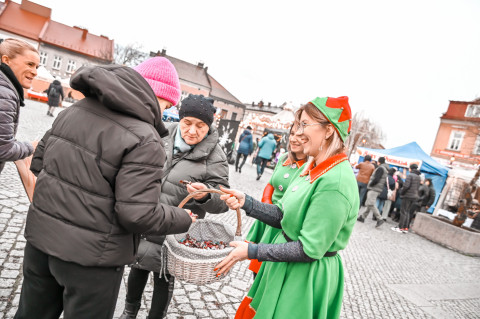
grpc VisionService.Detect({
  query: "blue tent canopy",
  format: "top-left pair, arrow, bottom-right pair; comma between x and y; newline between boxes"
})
358,142 -> 449,213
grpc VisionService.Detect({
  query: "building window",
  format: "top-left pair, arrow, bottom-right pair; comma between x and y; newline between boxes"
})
66,60 -> 76,73
52,56 -> 62,70
231,112 -> 237,121
447,131 -> 464,151
39,51 -> 47,66
220,109 -> 228,119
465,104 -> 480,118
474,135 -> 480,155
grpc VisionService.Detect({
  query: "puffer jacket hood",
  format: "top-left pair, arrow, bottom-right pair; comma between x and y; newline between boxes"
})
71,65 -> 168,137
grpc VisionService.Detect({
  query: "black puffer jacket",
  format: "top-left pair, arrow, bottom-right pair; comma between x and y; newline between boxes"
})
26,65 -> 192,267
0,64 -> 33,174
400,169 -> 421,200
46,79 -> 64,107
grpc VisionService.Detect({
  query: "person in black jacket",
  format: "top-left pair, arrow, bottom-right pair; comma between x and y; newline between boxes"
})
46,79 -> 64,117
15,58 -> 195,319
0,38 -> 39,175
391,163 -> 421,233
420,178 -> 436,212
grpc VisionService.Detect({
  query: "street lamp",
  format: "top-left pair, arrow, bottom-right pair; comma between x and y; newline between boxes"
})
450,156 -> 456,166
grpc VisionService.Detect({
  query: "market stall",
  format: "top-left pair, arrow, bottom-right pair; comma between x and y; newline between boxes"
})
356,142 -> 449,212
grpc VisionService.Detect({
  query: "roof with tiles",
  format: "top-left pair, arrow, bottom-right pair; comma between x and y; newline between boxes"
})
42,22 -> 113,61
0,0 -> 113,61
0,0 -> 49,40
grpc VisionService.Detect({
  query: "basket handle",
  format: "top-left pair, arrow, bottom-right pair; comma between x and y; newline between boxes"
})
178,189 -> 242,236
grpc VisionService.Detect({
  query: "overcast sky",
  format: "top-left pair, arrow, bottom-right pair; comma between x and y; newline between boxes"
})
30,0 -> 480,153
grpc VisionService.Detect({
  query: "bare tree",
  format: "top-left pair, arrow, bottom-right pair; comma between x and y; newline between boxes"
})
346,111 -> 385,160
114,43 -> 148,66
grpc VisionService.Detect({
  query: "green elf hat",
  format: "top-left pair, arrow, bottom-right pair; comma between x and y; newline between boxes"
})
309,96 -> 352,142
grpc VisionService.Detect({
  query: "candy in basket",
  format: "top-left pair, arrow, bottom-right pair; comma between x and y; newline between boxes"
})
163,189 -> 242,285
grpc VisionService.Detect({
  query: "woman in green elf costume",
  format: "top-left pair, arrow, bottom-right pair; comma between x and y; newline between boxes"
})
217,96 -> 359,319
246,117 -> 307,276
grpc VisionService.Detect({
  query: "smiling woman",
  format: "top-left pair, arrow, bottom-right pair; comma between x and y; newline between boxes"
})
0,38 -> 40,175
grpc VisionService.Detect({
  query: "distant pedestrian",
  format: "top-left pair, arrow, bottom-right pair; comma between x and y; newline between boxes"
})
391,163 -> 421,234
0,38 -> 39,176
357,156 -> 389,227
15,58 -> 195,319
46,79 -> 64,117
355,155 -> 375,207
255,132 -> 277,180
235,125 -> 254,173
381,168 -> 397,221
420,178 -> 436,212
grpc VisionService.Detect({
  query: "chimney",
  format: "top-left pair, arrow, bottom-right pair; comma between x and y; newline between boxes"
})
197,62 -> 204,68
161,48 -> 166,55
259,101 -> 264,107
268,102 -> 271,107
252,102 -> 254,106
82,29 -> 88,40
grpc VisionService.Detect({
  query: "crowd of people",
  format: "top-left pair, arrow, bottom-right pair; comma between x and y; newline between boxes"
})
354,155 -> 437,233
3,37 -> 478,319
0,37 -> 362,319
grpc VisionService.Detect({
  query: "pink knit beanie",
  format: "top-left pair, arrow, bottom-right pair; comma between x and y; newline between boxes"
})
133,57 -> 181,106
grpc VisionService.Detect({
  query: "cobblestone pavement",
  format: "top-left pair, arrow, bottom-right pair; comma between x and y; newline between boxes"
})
0,100 -> 479,318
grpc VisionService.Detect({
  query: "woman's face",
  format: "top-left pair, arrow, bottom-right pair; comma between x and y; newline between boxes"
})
2,50 -> 40,89
296,111 -> 332,158
179,116 -> 209,145
157,97 -> 172,113
289,124 -> 305,157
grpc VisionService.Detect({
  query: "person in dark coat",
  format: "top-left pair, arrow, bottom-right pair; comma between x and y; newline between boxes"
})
0,38 -> 39,175
14,58 -> 195,319
46,79 -> 64,117
391,163 -> 421,233
235,125 -> 254,173
120,94 -> 230,319
420,178 -> 436,212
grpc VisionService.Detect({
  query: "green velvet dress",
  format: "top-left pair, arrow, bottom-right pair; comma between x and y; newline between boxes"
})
236,153 -> 359,319
246,154 -> 305,245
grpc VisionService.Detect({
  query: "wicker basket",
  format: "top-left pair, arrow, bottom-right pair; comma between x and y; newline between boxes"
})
164,189 -> 242,285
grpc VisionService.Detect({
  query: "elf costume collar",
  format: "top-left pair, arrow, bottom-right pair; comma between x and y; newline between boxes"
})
282,157 -> 307,168
309,96 -> 352,142
300,153 -> 348,183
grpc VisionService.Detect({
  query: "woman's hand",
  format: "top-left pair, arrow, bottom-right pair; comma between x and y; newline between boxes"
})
214,241 -> 249,276
184,209 -> 197,223
219,186 -> 245,210
186,182 -> 208,200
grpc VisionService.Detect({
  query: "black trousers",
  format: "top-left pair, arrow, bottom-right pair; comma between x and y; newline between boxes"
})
399,198 -> 415,229
126,267 -> 174,319
14,242 -> 124,319
235,153 -> 248,171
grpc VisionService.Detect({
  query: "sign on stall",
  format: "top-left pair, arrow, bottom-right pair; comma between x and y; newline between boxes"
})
357,147 -> 422,169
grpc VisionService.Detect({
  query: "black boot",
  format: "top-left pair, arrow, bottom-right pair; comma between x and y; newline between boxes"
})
119,301 -> 141,319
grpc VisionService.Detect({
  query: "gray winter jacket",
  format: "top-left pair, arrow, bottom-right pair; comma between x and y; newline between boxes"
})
134,122 -> 229,271
26,65 -> 192,267
0,67 -> 34,174
400,169 -> 421,200
367,163 -> 389,193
